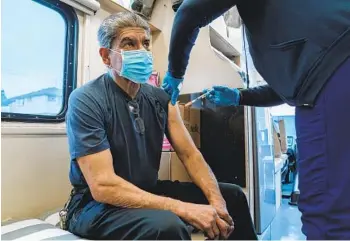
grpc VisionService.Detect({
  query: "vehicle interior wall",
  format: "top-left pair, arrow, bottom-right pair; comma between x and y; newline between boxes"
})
1,9 -> 85,222
1,0 -> 244,222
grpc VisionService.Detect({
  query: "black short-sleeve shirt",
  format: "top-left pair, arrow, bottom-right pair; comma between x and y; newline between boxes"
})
66,74 -> 170,190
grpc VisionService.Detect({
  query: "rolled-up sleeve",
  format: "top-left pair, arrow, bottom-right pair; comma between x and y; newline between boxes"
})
168,0 -> 239,78
66,91 -> 110,159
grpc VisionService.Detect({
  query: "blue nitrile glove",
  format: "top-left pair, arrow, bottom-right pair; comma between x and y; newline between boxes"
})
203,86 -> 241,106
161,72 -> 183,105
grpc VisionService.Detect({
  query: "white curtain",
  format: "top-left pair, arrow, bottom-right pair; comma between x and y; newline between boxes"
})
60,0 -> 100,15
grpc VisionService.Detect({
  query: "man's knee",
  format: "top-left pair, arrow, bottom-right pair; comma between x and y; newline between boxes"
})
106,210 -> 191,240
219,182 -> 248,204
151,210 -> 190,240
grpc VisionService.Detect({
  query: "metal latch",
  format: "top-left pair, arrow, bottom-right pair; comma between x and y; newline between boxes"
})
59,209 -> 68,230
59,189 -> 74,230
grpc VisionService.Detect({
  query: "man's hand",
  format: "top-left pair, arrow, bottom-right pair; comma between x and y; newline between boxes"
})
210,199 -> 234,239
203,86 -> 241,106
176,202 -> 221,239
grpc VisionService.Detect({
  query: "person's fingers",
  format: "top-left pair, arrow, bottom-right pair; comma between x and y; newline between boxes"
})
205,228 -> 215,240
203,213 -> 219,240
221,213 -> 234,226
212,222 -> 220,239
213,86 -> 227,91
203,88 -> 214,95
214,97 -> 222,105
224,224 -> 234,239
216,217 -> 230,239
161,83 -> 168,89
162,84 -> 172,94
228,224 -> 234,236
216,207 -> 234,226
206,94 -> 215,102
208,92 -> 217,101
171,90 -> 179,105
164,84 -> 171,91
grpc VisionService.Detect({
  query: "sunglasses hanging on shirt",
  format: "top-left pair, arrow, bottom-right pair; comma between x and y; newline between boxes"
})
128,100 -> 145,135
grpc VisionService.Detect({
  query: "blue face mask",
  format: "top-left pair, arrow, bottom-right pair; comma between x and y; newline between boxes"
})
110,49 -> 153,84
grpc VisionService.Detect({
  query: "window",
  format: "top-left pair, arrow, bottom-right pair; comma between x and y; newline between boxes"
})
47,96 -> 57,102
16,99 -> 24,106
1,0 -> 78,122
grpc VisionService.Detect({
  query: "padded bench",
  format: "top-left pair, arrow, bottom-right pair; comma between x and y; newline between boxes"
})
1,216 -> 205,240
1,219 -> 84,240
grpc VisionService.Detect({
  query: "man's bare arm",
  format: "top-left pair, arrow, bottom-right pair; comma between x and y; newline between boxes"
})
167,103 -> 234,238
78,148 -> 226,238
77,149 -> 182,211
166,103 -> 223,204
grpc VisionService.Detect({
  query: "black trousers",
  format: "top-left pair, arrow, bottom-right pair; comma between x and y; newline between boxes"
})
67,181 -> 257,240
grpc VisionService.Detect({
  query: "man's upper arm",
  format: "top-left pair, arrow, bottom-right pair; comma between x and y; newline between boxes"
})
66,91 -> 114,193
77,149 -> 115,194
151,86 -> 198,159
66,91 -> 110,159
166,103 -> 198,160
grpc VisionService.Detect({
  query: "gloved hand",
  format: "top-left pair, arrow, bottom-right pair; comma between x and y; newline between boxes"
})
161,72 -> 183,105
203,86 -> 241,106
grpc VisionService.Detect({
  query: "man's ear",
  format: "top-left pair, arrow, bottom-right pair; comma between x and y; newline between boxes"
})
99,48 -> 110,66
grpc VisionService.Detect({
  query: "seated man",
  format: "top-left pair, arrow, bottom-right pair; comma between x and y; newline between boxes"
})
64,11 -> 257,240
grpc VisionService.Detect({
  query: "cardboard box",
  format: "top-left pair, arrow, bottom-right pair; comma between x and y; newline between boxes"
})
169,152 -> 192,182
272,123 -> 282,158
278,119 -> 288,153
158,152 -> 171,180
178,104 -> 201,149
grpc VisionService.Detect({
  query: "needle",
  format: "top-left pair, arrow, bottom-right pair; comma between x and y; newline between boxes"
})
184,91 -> 211,107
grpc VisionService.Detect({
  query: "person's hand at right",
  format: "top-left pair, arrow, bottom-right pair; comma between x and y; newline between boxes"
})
203,86 -> 241,106
175,202 -> 221,239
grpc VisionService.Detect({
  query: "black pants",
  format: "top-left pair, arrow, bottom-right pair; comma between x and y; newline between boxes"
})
67,181 -> 257,240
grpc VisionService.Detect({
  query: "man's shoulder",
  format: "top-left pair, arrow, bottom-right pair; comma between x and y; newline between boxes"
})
142,84 -> 170,105
70,74 -> 107,104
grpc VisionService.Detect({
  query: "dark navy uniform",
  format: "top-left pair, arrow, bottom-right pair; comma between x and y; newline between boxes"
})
167,0 -> 350,239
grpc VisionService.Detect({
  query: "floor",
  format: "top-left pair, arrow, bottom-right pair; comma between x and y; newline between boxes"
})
270,198 -> 305,240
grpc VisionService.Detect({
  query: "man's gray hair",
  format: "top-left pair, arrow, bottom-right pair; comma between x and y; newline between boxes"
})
98,12 -> 150,49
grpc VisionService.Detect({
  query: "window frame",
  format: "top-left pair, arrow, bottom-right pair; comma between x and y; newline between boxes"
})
1,0 -> 78,123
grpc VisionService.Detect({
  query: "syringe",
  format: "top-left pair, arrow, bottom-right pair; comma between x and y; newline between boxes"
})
184,90 -> 212,107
